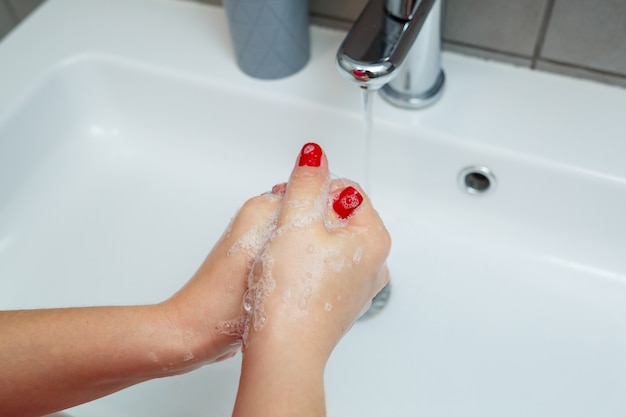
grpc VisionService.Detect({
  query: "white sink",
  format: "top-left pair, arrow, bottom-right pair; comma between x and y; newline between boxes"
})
1,0 -> 626,416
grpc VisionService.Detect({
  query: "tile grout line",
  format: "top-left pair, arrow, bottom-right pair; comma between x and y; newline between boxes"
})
531,0 -> 556,69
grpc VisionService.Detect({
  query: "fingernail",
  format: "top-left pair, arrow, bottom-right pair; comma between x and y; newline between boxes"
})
298,143 -> 323,167
271,183 -> 287,195
333,186 -> 364,219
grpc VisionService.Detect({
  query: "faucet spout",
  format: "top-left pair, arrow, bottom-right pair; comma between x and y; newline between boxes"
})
336,0 -> 445,109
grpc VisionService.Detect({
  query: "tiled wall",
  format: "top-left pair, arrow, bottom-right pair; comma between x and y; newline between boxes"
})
0,0 -> 44,38
1,0 -> 625,88
443,0 -> 626,88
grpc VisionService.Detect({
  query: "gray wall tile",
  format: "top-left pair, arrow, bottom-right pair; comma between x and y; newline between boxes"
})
443,0 -> 549,56
7,0 -> 44,19
0,1 -> 17,40
541,0 -> 626,75
1,0 -> 626,87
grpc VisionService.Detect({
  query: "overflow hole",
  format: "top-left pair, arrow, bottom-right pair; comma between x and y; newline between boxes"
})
459,166 -> 496,195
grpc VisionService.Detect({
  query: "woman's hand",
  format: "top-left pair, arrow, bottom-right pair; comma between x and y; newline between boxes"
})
161,192 -> 283,368
165,143 -> 390,372
233,143 -> 391,417
247,142 -> 390,356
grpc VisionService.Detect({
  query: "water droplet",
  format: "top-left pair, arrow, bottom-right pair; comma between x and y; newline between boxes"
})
243,290 -> 253,313
353,246 -> 363,264
254,313 -> 267,331
299,287 -> 312,310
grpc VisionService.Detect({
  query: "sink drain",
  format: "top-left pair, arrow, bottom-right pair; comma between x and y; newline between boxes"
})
459,166 -> 496,195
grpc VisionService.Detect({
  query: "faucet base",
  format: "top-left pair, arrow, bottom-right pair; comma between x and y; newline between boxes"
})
380,69 -> 445,109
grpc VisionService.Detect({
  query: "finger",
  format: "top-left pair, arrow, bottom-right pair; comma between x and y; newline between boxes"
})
332,186 -> 364,219
328,181 -> 368,223
221,195 -> 282,261
278,142 -> 330,229
328,182 -> 391,258
271,182 -> 287,196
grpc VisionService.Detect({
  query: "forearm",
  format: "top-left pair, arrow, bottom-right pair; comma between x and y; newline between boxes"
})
0,193 -> 283,417
0,304 -> 192,417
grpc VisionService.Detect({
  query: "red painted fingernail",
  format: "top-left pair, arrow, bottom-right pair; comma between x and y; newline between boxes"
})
271,183 -> 287,195
298,143 -> 322,167
333,186 -> 364,219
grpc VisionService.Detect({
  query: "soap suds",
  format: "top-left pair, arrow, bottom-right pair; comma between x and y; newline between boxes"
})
298,285 -> 313,311
147,351 -> 160,364
247,250 -> 275,332
220,250 -> 276,345
217,314 -> 250,338
353,246 -> 363,265
324,249 -> 352,273
227,207 -> 280,264
182,332 -> 195,362
218,173 -> 362,345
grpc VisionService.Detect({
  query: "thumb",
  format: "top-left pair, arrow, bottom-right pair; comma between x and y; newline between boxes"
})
278,143 -> 330,229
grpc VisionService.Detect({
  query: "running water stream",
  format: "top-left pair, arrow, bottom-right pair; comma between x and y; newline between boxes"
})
358,86 -> 392,320
361,87 -> 375,191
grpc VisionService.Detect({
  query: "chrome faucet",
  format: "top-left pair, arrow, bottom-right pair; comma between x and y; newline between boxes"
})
336,0 -> 445,109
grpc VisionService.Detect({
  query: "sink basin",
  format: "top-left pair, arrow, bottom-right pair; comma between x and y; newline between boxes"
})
1,0 -> 626,416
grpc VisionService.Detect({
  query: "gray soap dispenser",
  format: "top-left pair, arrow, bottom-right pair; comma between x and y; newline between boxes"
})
223,0 -> 310,80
